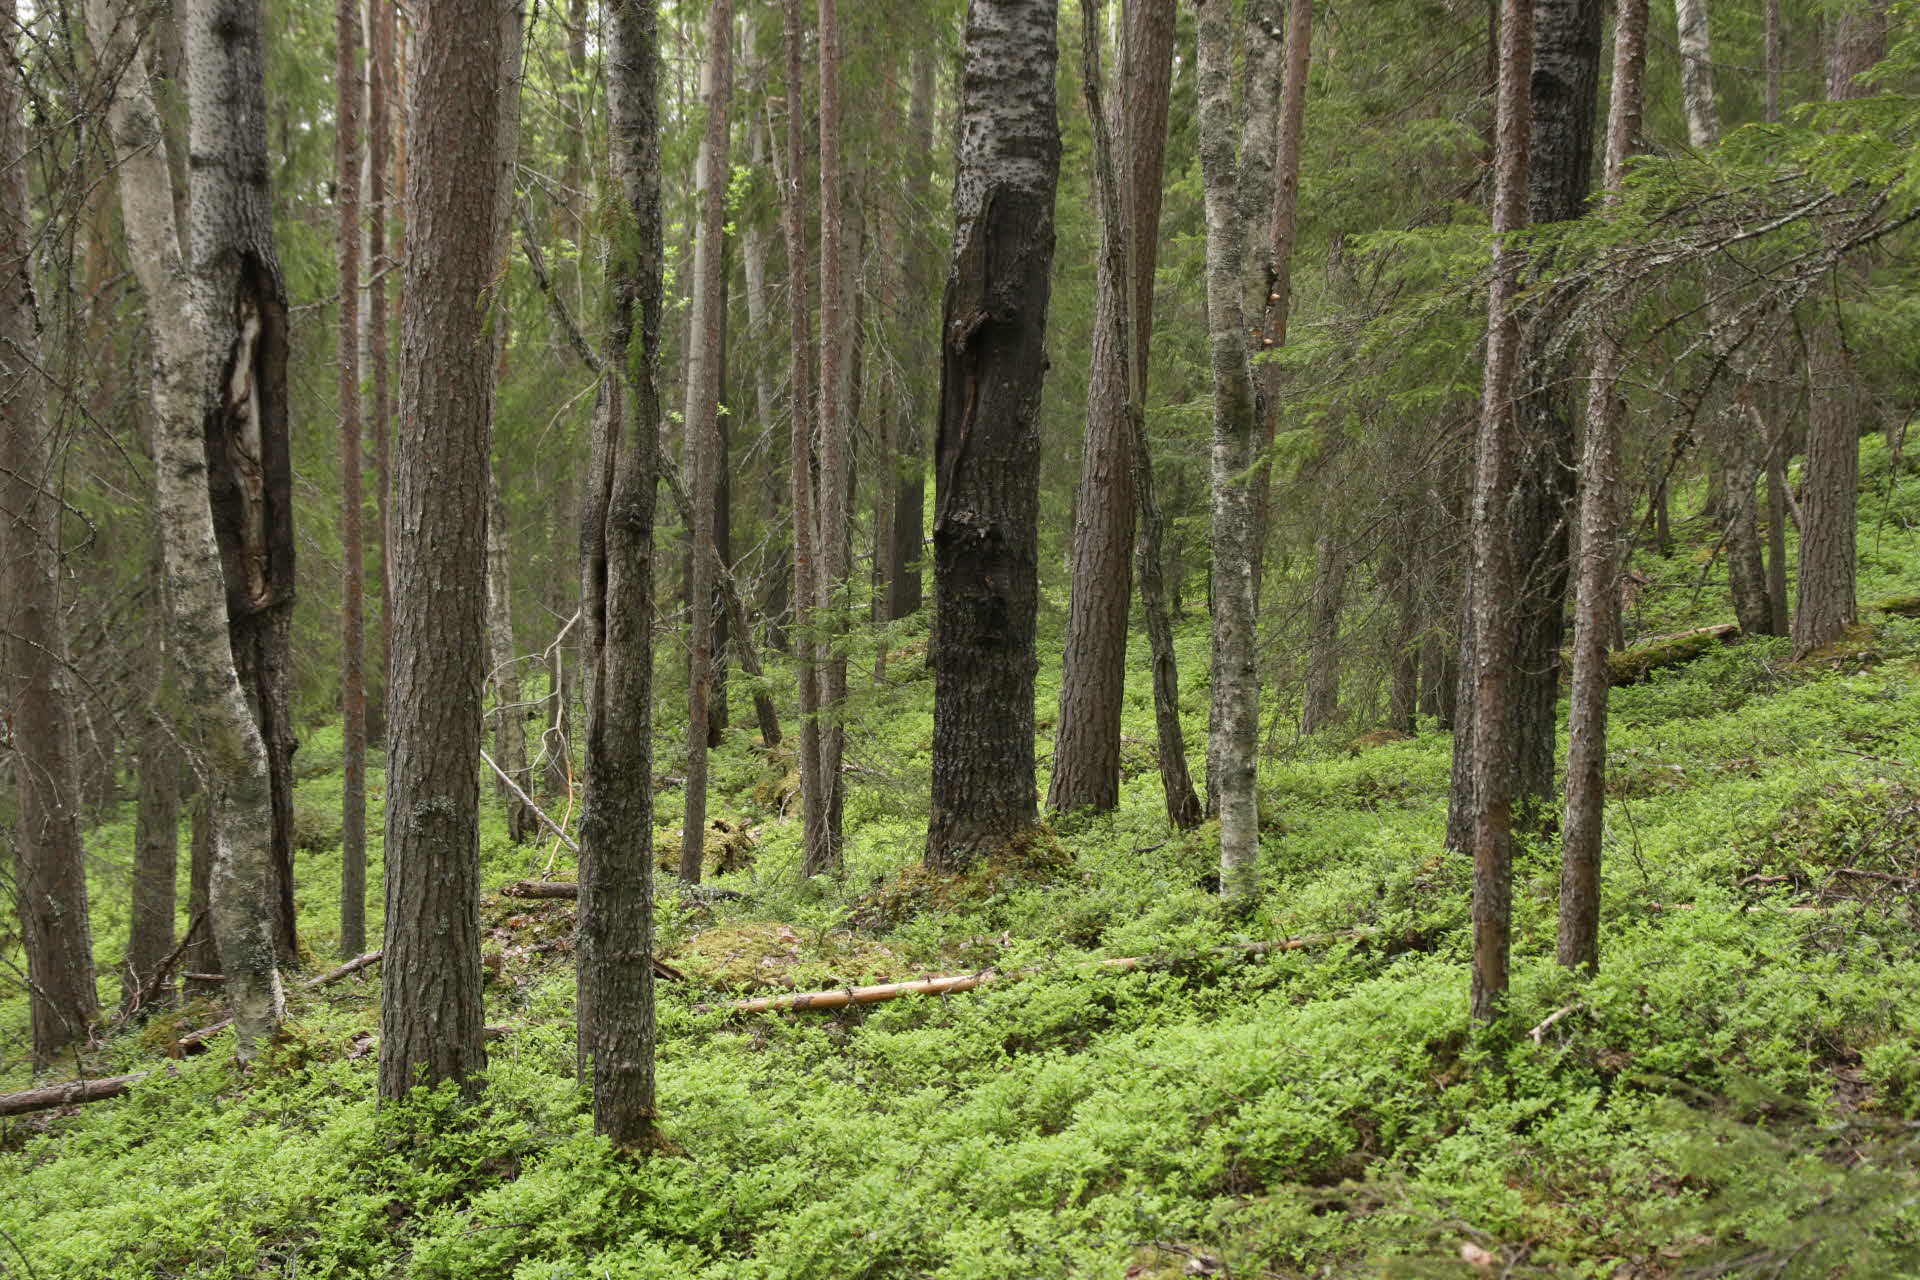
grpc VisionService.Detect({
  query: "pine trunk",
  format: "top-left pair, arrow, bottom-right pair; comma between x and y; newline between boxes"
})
369,0 -> 394,741
1,22 -> 99,1062
925,0 -> 1059,874
379,0 -> 506,1099
1299,536 -> 1345,735
337,0 -> 369,957
578,0 -> 663,1149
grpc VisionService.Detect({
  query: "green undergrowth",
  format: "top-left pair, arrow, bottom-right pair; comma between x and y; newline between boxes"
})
6,450 -> 1920,1276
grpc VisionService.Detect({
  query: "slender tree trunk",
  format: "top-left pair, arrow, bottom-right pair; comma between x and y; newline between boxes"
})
379,0 -> 506,1100
1299,536 -> 1346,734
0,18 -> 98,1062
680,0 -> 732,884
925,0 -> 1059,874
779,0 -> 828,878
487,479 -> 536,841
887,55 -> 934,622
1559,0 -> 1646,976
1195,0 -> 1281,904
810,0 -> 850,876
1465,0 -> 1532,1022
188,0 -> 301,967
1794,2 -> 1884,657
92,0 -> 285,1055
337,0 -> 369,954
1051,0 -> 1175,817
126,711 -> 180,1012
741,100 -> 789,651
578,0 -> 663,1150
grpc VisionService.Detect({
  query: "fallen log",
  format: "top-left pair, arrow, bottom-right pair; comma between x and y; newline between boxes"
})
728,930 -> 1372,1015
500,879 -> 580,900
0,1069 -> 172,1118
1606,623 -> 1740,686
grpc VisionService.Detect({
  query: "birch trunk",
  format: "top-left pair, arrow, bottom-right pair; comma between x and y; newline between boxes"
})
90,0 -> 284,1055
925,0 -> 1059,873
680,0 -> 732,883
1560,0 -> 1646,975
1,15 -> 98,1062
578,0 -> 663,1149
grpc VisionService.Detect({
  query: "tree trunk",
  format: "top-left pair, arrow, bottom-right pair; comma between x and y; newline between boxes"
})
185,791 -> 221,987
1465,0 -> 1531,1022
887,54 -> 935,623
578,0 -> 663,1150
125,711 -> 181,1012
379,0 -> 506,1100
1793,2 -> 1884,657
369,0 -> 394,741
811,0 -> 850,876
1559,0 -> 1646,976
925,0 -> 1059,874
1299,536 -> 1346,735
487,478 -> 536,842
1051,0 -> 1175,817
741,99 -> 789,651
188,0 -> 301,968
93,0 -> 285,1057
779,0 -> 828,879
680,0 -> 732,884
0,20 -> 98,1062
336,0 -> 369,957
1195,0 -> 1281,904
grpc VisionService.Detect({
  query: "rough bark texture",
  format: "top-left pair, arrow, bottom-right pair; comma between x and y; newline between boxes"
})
1195,0 -> 1281,903
0,23 -> 99,1062
1299,537 -> 1346,734
379,0 -> 505,1099
925,0 -> 1060,873
1050,0 -> 1175,817
1793,4 -> 1884,657
1559,0 -> 1645,976
577,0 -> 661,1149
188,0 -> 300,966
779,0 -> 827,879
1466,0 -> 1532,1023
680,0 -> 732,883
812,0 -> 849,876
741,98 -> 788,650
125,712 -> 180,1012
92,0 -> 284,1056
337,0 -> 369,957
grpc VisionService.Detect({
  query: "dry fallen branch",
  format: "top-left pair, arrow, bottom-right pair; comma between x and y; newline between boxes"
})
728,930 -> 1373,1016
0,1069 -> 173,1118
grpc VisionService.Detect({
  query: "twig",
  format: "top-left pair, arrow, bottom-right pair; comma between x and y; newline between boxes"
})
479,749 -> 579,853
1528,1001 -> 1584,1043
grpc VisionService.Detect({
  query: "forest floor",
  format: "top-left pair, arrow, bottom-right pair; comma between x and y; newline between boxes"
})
6,437 -> 1920,1277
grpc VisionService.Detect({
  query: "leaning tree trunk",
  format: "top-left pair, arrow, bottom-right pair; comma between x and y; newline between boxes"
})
1560,0 -> 1646,976
1195,0 -> 1282,904
680,0 -> 732,884
1050,0 -> 1176,817
1794,2 -> 1884,658
0,16 -> 98,1064
188,0 -> 301,967
1465,0 -> 1532,1023
337,0 -> 369,956
577,0 -> 663,1151
924,0 -> 1060,874
91,0 -> 284,1056
379,0 -> 507,1101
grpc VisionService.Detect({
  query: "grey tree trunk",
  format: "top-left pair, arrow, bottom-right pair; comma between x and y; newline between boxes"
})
1050,0 -> 1175,817
779,0 -> 828,879
887,53 -> 935,622
577,0 -> 663,1150
336,0 -> 369,956
369,0 -> 394,738
188,0 -> 301,967
1195,0 -> 1282,904
812,0 -> 849,876
925,0 -> 1059,873
379,0 -> 507,1100
126,710 -> 181,1012
1465,0 -> 1532,1023
741,98 -> 789,650
91,0 -> 285,1057
680,0 -> 732,884
1560,0 -> 1646,976
0,17 -> 99,1063
1299,536 -> 1346,735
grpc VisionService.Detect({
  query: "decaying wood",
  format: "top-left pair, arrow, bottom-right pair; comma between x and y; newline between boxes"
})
730,930 -> 1372,1015
0,1069 -> 173,1117
500,879 -> 582,899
